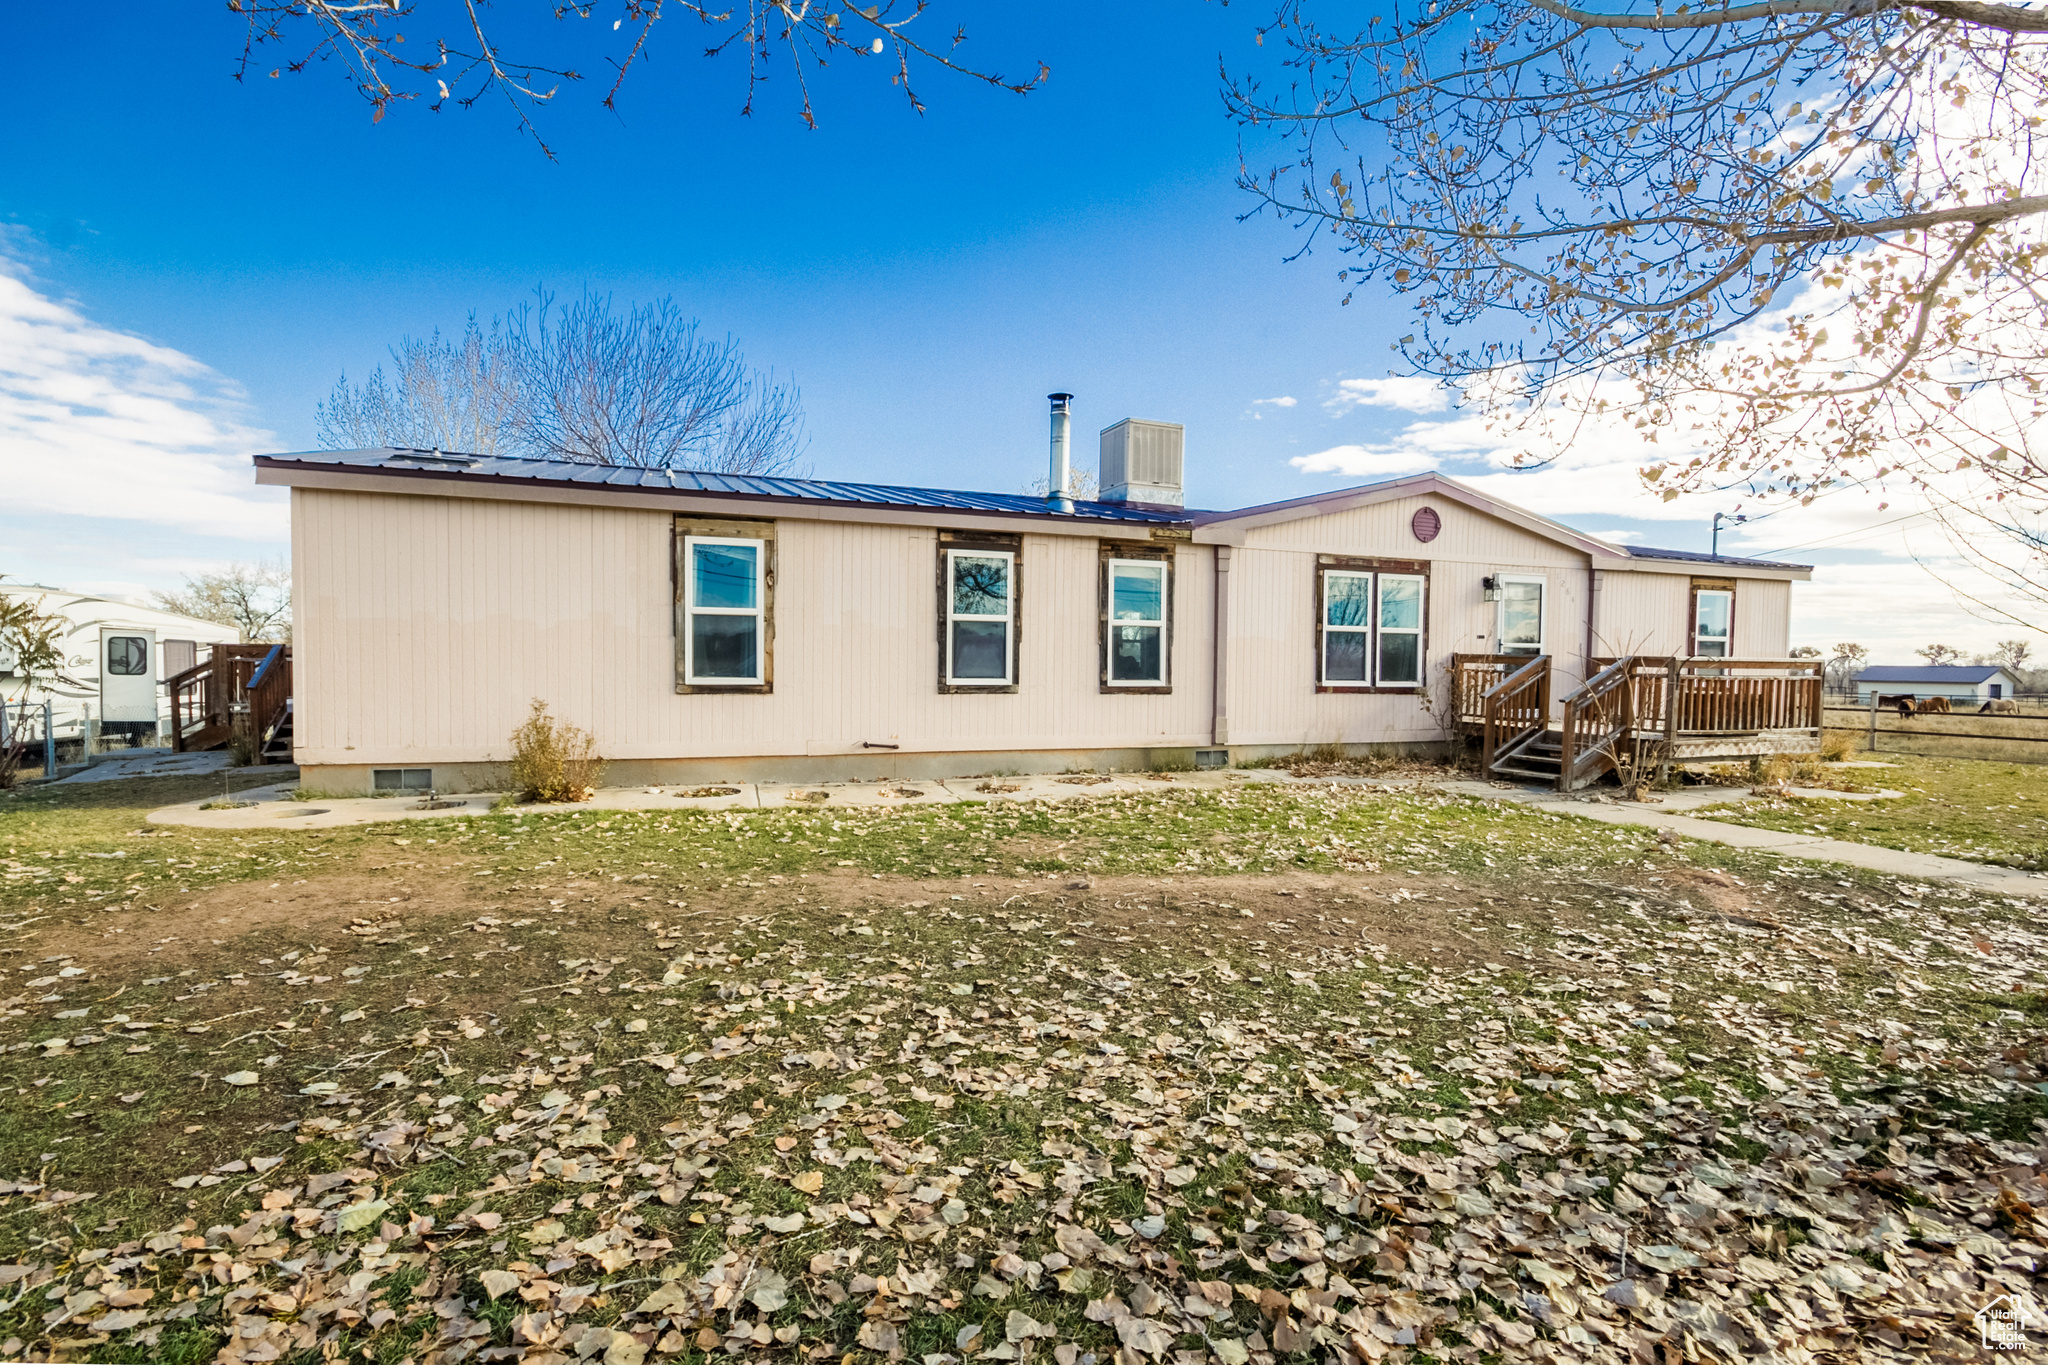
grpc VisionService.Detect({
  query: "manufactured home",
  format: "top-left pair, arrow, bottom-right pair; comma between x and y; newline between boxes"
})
257,400 -> 1818,793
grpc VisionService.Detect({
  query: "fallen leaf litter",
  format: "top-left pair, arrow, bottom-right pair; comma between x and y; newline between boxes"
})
0,781 -> 2044,1364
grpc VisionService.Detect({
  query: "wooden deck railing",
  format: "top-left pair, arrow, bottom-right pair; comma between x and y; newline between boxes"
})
1593,657 -> 1823,734
1481,654 -> 1551,779
248,644 -> 292,752
1459,653 -> 1824,791
1558,657 -> 1634,791
168,643 -> 282,755
1453,653 -> 1536,730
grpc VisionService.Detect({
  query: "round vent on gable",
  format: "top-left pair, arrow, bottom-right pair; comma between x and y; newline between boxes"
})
1411,506 -> 1442,543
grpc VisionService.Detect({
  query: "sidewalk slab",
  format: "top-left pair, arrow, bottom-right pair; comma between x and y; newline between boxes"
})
1442,780 -> 2041,895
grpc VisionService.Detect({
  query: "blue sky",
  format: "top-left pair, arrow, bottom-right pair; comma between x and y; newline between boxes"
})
0,2 -> 2033,657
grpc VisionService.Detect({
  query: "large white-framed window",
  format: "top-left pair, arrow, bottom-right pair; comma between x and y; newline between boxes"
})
945,548 -> 1014,686
682,535 -> 766,685
1497,575 -> 1546,656
1321,570 -> 1374,685
1105,558 -> 1168,686
1319,567 -> 1427,688
1376,574 -> 1425,685
1692,588 -> 1732,658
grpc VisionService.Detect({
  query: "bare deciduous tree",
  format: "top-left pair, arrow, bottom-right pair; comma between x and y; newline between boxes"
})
318,291 -> 807,476
226,0 -> 1046,153
1230,1 -> 2048,612
1915,643 -> 1964,666
316,318 -> 522,456
1827,641 -> 1869,692
152,562 -> 293,643
511,292 -> 805,474
1992,639 -> 2034,671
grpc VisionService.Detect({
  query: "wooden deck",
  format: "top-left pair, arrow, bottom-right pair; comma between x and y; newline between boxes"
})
1454,654 -> 1824,791
169,643 -> 293,762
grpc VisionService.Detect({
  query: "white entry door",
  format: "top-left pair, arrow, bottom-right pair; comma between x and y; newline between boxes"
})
99,628 -> 159,724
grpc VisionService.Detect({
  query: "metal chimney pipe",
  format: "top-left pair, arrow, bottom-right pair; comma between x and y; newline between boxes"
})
1047,392 -> 1075,512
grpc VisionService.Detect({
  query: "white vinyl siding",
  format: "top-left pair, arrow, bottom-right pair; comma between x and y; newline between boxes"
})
682,536 -> 765,685
945,549 -> 1014,686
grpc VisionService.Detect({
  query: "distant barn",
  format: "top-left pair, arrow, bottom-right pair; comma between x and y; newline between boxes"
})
1854,665 -> 2021,706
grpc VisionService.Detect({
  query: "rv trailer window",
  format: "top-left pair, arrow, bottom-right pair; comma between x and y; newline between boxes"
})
1105,560 -> 1168,686
946,550 -> 1014,685
106,636 -> 148,676
683,537 -> 766,685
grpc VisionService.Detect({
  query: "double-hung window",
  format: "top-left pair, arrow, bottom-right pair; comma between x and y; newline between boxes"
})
1498,576 -> 1545,656
1319,566 -> 1427,688
1692,588 -> 1732,658
682,536 -> 766,685
1376,575 -> 1424,685
1105,559 -> 1168,686
945,549 -> 1014,685
1322,571 -> 1374,683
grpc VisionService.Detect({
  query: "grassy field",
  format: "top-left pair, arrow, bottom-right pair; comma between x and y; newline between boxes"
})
1692,754 -> 2048,870
1,772 -> 2045,1364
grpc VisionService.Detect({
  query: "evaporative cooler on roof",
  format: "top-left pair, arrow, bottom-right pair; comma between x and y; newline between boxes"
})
1098,419 -> 1185,507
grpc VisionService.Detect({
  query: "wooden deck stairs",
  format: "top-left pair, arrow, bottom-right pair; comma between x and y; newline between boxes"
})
1454,653 -> 1824,792
168,642 -> 293,764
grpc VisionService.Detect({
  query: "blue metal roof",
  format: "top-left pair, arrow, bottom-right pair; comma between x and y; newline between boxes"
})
1856,665 -> 2012,684
257,448 -> 1192,525
1626,545 -> 1812,571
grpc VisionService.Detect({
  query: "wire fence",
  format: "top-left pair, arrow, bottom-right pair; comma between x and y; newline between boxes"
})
1821,702 -> 2048,765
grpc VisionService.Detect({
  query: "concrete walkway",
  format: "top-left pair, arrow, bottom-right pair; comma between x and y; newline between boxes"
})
1440,780 -> 2044,895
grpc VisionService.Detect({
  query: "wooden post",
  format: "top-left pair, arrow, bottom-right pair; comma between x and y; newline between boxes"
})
1867,691 -> 1878,753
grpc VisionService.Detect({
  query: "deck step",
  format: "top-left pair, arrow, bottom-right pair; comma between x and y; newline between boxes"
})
1490,765 -> 1562,784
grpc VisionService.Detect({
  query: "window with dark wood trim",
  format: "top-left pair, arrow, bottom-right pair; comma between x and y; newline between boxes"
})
1688,578 -> 1736,660
1098,542 -> 1175,694
673,516 -> 776,695
937,530 -> 1023,694
1313,555 -> 1430,693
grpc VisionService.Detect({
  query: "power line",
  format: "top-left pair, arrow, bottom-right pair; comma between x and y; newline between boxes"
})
1754,509 -> 1930,557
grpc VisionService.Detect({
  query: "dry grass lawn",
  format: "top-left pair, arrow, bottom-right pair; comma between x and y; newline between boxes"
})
2,773 -> 2045,1365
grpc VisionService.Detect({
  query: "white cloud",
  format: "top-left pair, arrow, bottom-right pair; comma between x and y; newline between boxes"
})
1252,395 -> 1296,409
0,263 -> 285,552
1582,528 -> 1645,543
1290,445 -> 1438,478
1325,376 -> 1450,415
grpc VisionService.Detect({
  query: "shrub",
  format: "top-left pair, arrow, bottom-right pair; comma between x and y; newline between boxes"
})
1819,729 -> 1856,761
508,700 -> 605,803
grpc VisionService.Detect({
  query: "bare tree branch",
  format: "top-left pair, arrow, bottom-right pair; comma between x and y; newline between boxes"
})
225,1 -> 1045,154
1231,0 -> 2048,611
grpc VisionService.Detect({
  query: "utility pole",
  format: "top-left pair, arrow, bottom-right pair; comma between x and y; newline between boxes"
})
1712,511 -> 1747,559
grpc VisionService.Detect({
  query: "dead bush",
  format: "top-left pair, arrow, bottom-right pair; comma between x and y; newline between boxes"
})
508,700 -> 605,803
